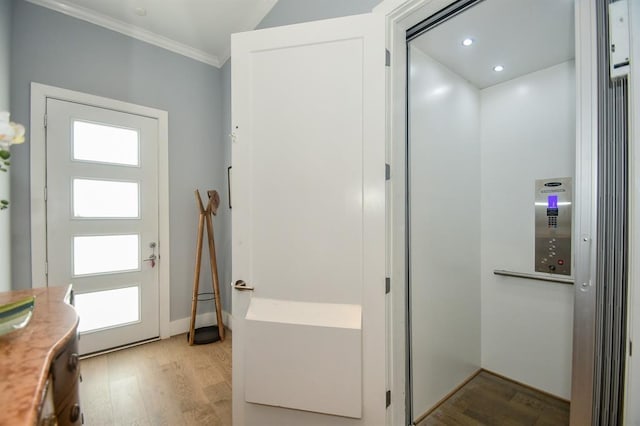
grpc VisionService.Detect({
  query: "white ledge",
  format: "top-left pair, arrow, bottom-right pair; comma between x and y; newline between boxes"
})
245,297 -> 362,329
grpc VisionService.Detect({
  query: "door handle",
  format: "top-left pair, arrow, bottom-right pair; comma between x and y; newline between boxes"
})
233,280 -> 254,291
144,254 -> 157,267
144,242 -> 158,267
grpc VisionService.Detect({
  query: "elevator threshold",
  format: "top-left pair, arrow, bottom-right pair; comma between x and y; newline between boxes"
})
415,370 -> 570,426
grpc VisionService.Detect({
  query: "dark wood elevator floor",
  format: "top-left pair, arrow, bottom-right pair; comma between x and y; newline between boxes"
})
416,371 -> 570,426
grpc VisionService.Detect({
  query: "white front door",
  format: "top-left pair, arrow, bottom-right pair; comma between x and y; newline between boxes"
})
46,98 -> 160,355
231,13 -> 386,426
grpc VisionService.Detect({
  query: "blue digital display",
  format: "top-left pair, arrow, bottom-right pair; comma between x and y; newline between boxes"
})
548,195 -> 558,209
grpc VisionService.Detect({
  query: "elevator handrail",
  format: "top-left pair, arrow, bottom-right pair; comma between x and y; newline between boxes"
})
493,269 -> 574,285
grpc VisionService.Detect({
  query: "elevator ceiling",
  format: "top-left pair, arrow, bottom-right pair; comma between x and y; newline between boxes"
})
411,0 -> 575,89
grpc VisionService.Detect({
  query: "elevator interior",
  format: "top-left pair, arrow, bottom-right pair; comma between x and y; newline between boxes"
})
407,0 -> 576,421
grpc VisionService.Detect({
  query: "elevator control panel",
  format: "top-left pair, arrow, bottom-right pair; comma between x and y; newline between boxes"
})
535,178 -> 572,276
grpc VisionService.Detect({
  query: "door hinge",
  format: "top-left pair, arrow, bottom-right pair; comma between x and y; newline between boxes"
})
630,341 -> 633,357
44,114 -> 48,128
385,49 -> 391,67
44,262 -> 48,275
386,390 -> 391,408
385,277 -> 391,294
385,163 -> 391,181
44,187 -> 47,201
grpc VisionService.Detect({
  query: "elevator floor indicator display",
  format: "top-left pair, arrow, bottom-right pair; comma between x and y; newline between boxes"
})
534,178 -> 572,276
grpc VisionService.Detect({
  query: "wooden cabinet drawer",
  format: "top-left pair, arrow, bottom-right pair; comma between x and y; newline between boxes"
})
55,383 -> 82,426
52,334 -> 80,401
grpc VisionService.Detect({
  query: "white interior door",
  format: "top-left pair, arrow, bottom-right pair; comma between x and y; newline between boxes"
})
231,13 -> 386,426
46,98 -> 160,355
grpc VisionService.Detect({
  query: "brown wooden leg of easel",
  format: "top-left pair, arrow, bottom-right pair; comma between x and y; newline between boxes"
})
189,202 -> 206,345
205,212 -> 225,341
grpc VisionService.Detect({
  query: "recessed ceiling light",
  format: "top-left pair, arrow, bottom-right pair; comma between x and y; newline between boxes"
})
493,65 -> 505,72
462,38 -> 474,47
134,7 -> 147,16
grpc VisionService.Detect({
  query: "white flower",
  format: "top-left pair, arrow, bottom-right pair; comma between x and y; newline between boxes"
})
0,112 -> 26,210
0,112 -> 14,142
0,112 -> 25,146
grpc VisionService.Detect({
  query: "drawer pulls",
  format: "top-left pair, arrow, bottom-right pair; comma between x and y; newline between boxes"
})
67,353 -> 79,372
69,404 -> 81,423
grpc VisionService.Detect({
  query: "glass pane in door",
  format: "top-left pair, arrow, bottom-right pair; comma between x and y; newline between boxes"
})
73,178 -> 139,218
73,120 -> 139,166
73,234 -> 140,276
75,286 -> 140,333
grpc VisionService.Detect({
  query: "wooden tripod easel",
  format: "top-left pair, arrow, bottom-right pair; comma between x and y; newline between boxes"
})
188,189 -> 225,345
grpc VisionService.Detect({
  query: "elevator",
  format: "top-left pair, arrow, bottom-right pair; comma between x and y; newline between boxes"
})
404,0 -> 632,424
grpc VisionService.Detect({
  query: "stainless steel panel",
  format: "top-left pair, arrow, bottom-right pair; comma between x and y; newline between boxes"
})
570,0 -> 600,424
535,178 -> 573,276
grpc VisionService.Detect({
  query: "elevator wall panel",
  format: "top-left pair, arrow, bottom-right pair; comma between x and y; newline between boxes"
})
480,61 -> 576,399
408,46 -> 482,418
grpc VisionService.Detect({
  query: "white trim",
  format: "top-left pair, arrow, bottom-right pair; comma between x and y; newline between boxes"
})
29,82 -> 172,339
156,108 -> 171,340
168,310 -> 232,337
80,337 -> 161,359
24,0 -> 222,68
374,2 -> 462,424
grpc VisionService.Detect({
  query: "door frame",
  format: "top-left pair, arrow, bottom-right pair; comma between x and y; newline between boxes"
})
373,0 -> 597,424
29,82 -> 172,340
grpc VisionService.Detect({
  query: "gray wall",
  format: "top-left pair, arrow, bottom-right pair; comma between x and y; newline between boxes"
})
219,0 -> 381,312
10,0 -> 228,322
220,57 -> 232,312
0,0 -> 10,110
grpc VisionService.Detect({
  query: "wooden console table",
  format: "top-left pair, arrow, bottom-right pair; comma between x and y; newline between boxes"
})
0,286 -> 82,425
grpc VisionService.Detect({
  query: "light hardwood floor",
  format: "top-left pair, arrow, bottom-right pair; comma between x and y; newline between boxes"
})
417,371 -> 570,426
82,337 -> 569,426
80,332 -> 232,426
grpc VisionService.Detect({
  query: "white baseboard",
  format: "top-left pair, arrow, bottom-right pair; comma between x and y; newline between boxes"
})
168,310 -> 232,337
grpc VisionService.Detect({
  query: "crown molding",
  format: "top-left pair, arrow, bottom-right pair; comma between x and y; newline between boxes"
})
217,0 -> 278,65
25,0 -> 222,68
220,50 -> 231,67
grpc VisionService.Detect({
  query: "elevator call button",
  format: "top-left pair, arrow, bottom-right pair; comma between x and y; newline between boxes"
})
535,178 -> 572,276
